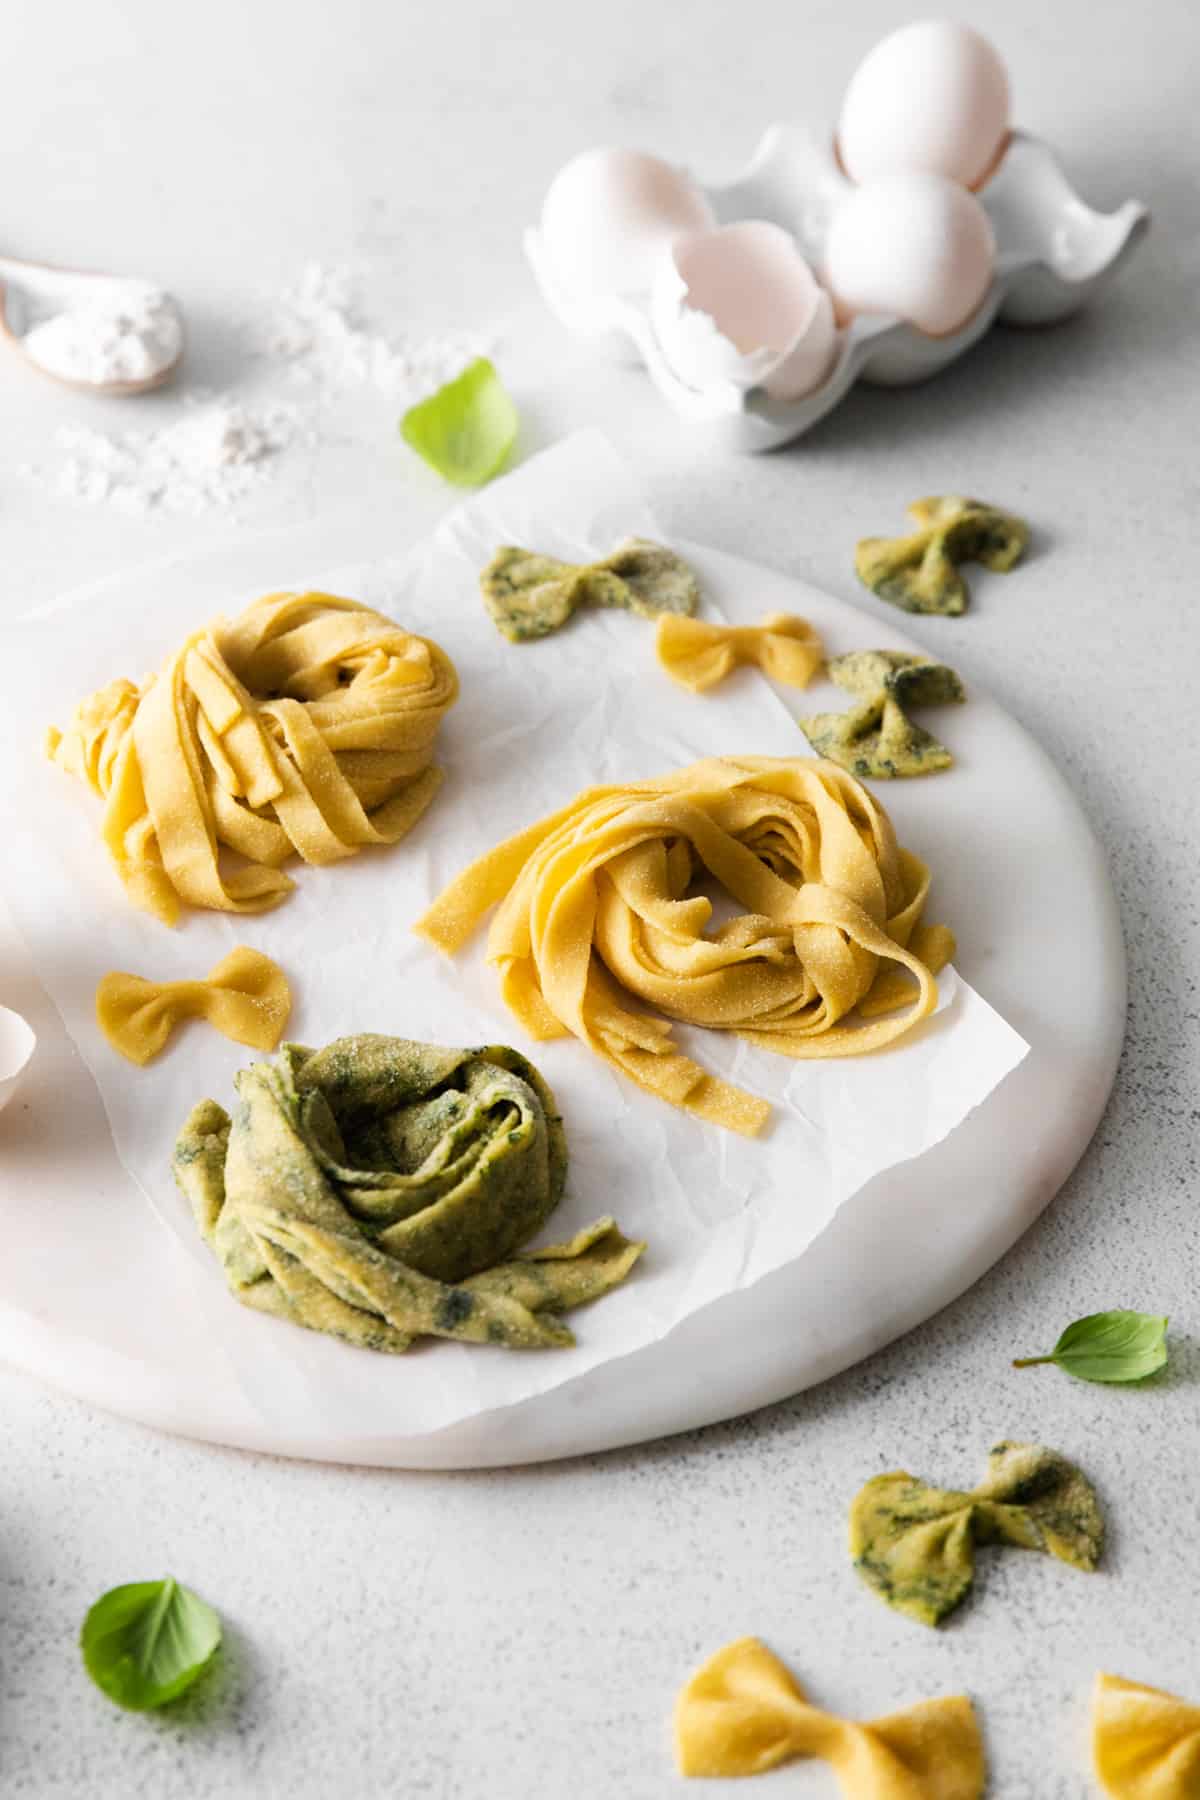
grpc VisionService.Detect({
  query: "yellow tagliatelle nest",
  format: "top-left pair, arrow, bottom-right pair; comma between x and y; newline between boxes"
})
46,591 -> 458,925
675,1637 -> 985,1795
417,755 -> 952,1137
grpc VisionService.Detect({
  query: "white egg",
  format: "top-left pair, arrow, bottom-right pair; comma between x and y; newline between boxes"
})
838,20 -> 1010,191
650,221 -> 837,400
540,148 -> 717,301
824,170 -> 995,338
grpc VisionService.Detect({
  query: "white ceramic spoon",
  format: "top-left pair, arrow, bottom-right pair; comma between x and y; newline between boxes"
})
0,255 -> 183,395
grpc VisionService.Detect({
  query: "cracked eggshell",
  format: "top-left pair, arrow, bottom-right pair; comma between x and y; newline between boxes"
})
0,1002 -> 35,1115
650,221 -> 838,401
838,20 -> 1010,191
824,170 -> 996,338
539,148 -> 717,303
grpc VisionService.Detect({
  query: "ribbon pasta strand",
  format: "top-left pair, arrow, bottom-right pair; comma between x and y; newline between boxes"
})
656,611 -> 824,694
46,590 -> 458,926
675,1637 -> 986,1798
416,756 -> 952,1137
97,946 -> 291,1065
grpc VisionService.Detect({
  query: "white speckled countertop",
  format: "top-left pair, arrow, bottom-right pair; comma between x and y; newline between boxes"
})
2,1 -> 1198,1794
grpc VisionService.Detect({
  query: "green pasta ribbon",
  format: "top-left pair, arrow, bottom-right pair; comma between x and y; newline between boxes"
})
172,1035 -> 644,1354
855,495 -> 1029,616
800,650 -> 964,778
850,1440 -> 1104,1628
479,537 -> 699,642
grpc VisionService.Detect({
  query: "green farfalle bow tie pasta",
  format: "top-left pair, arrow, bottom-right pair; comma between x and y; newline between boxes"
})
850,1440 -> 1104,1628
479,537 -> 699,642
856,496 -> 1029,616
172,1034 -> 644,1354
800,650 -> 965,778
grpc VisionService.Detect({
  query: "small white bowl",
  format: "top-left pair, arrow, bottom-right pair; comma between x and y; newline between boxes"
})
0,1003 -> 36,1115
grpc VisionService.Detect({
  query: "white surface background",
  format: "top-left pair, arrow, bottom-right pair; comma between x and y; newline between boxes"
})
0,1 -> 1197,1795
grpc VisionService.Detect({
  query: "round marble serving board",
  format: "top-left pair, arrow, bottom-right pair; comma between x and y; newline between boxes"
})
0,514 -> 1125,1469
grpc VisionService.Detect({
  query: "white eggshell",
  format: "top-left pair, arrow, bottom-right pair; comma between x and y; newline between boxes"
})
838,20 -> 1010,190
650,220 -> 838,400
0,1002 -> 35,1115
540,148 -> 717,302
824,170 -> 995,337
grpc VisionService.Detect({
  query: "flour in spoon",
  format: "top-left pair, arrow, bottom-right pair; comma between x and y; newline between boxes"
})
23,285 -> 183,387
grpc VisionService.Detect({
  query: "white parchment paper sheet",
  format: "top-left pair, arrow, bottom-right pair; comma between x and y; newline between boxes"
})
0,431 -> 1027,1435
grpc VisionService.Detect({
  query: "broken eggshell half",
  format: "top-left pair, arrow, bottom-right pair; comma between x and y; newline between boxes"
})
650,221 -> 837,402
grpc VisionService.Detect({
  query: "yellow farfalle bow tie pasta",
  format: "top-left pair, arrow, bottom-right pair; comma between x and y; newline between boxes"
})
46,590 -> 458,926
96,947 -> 291,1066
656,611 -> 824,694
675,1638 -> 985,1798
416,755 -> 950,1137
1093,1673 -> 1200,1798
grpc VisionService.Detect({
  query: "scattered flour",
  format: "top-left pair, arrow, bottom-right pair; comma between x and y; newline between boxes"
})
261,262 -> 487,403
55,402 -> 298,516
32,265 -> 489,515
23,285 -> 183,389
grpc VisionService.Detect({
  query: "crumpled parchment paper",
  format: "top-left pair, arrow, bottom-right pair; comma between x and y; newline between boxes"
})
0,431 -> 1027,1435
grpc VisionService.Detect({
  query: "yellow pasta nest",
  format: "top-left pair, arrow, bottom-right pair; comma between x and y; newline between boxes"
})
47,591 -> 459,926
418,755 -> 952,1136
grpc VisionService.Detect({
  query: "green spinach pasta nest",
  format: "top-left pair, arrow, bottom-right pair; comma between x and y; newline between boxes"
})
172,1034 -> 644,1354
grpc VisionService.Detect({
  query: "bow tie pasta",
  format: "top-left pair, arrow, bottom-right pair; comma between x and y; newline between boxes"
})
675,1636 -> 986,1797
851,1440 -> 1104,1627
97,947 -> 291,1065
1093,1673 -> 1200,1799
479,537 -> 699,642
855,496 -> 1028,616
656,611 -> 824,694
800,651 -> 965,780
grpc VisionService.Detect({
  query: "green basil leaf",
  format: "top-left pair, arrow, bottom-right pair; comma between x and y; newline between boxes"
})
1013,1309 -> 1169,1384
81,1577 -> 222,1710
400,357 -> 518,487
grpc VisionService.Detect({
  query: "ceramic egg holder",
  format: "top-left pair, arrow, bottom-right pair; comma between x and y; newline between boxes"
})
526,126 -> 1148,453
